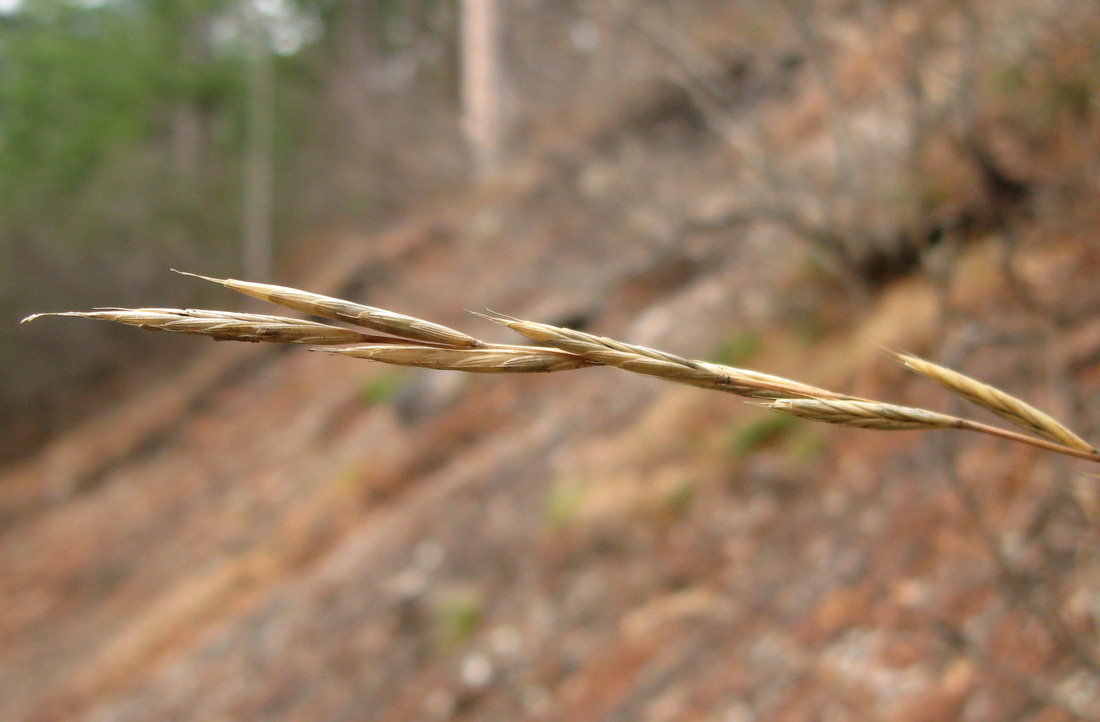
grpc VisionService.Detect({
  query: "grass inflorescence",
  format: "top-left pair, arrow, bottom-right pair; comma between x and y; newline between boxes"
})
22,271 -> 1100,464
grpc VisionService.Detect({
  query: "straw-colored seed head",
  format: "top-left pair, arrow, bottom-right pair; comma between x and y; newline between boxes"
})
895,352 -> 1096,453
175,271 -> 481,348
322,345 -> 588,373
22,309 -> 374,345
766,398 -> 963,430
482,313 -> 845,399
21,273 -> 1099,465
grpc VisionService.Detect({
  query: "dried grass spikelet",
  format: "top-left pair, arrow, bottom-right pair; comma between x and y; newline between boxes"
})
894,351 -> 1096,453
174,271 -> 481,348
765,398 -> 963,430
321,344 -> 588,373
482,314 -> 846,400
21,309 -> 379,345
764,397 -> 1100,462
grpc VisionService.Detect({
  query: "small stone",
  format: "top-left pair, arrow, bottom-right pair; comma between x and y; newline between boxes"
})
461,652 -> 493,689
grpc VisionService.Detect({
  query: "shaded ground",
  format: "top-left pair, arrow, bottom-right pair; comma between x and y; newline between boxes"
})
4,3 -> 1100,721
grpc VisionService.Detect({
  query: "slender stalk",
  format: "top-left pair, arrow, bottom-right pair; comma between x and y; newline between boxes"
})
955,419 -> 1100,463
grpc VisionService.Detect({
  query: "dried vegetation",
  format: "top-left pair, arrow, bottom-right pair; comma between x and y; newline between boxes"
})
25,270 -> 1100,465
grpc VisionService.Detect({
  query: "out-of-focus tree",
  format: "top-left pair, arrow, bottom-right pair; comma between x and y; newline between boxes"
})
1,0 -> 240,270
241,0 -> 275,281
293,0 -> 466,222
0,0 -> 474,460
0,0 -> 322,459
460,0 -> 503,179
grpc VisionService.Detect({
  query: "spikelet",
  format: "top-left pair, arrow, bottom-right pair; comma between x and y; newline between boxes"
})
482,314 -> 845,399
895,352 -> 1095,453
175,271 -> 480,348
765,398 -> 963,430
22,309 -> 375,345
322,344 -> 588,373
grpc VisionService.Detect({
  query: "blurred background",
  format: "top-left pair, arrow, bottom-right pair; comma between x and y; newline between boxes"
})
3,0 -> 1100,720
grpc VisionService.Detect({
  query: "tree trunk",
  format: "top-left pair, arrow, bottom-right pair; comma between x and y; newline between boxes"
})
242,5 -> 274,281
461,0 -> 504,180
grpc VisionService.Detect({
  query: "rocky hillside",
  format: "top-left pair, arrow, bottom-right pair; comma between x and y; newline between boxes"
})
4,2 -> 1100,721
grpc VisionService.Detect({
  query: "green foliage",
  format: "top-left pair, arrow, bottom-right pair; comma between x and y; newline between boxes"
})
544,481 -> 587,529
429,585 -> 483,649
1046,67 -> 1097,120
709,329 -> 762,367
0,0 -> 329,458
993,64 -> 1028,95
788,427 -> 826,466
791,313 -> 826,344
989,48 -> 1100,129
0,0 -> 328,289
0,0 -> 245,219
659,478 -> 695,519
357,370 -> 408,405
726,412 -> 799,459
726,411 -> 825,469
